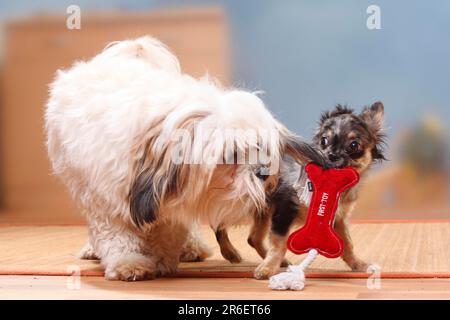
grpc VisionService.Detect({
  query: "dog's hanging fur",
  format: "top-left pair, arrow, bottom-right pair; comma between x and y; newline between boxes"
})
45,36 -> 328,281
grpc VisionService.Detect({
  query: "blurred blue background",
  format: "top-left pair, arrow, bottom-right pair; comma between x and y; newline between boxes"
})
1,0 -> 450,139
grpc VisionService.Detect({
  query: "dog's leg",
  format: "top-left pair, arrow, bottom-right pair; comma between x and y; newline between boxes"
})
254,233 -> 289,279
247,213 -> 270,259
91,219 -> 159,281
78,222 -> 99,260
77,241 -> 99,260
247,213 -> 292,267
180,223 -> 212,262
140,220 -> 191,277
254,191 -> 298,279
247,213 -> 291,266
101,246 -> 157,281
90,217 -> 187,281
334,217 -> 369,272
215,227 -> 242,263
335,198 -> 369,272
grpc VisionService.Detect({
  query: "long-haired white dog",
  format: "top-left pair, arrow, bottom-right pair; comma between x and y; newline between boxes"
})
45,37 -> 328,281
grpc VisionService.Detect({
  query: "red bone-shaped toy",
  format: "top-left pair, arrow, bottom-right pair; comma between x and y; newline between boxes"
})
269,163 -> 360,290
287,163 -> 360,258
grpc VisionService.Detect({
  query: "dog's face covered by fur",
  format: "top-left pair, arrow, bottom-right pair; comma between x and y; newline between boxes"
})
313,102 -> 386,173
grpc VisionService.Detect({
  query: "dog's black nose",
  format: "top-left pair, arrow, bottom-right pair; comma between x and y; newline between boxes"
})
328,153 -> 340,162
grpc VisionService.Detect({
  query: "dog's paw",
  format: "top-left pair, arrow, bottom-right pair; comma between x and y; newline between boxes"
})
179,251 -> 201,262
220,246 -> 242,264
179,248 -> 211,262
104,253 -> 157,281
77,242 -> 99,260
179,238 -> 212,262
349,259 -> 370,272
280,258 -> 290,268
254,263 -> 279,280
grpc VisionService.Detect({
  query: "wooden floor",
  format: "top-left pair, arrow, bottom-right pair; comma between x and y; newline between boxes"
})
1,223 -> 450,277
1,275 -> 450,299
1,222 -> 449,299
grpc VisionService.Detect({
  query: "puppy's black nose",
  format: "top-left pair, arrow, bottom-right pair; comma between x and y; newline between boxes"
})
255,166 -> 269,181
328,153 -> 340,162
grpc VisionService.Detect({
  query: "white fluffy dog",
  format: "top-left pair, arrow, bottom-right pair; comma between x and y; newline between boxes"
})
45,37 -> 327,281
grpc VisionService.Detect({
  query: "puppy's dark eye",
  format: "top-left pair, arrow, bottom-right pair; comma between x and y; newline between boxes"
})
320,137 -> 329,147
348,141 -> 360,153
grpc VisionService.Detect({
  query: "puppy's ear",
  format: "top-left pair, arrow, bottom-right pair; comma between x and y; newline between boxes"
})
283,134 -> 328,168
361,102 -> 386,161
371,145 -> 386,161
361,101 -> 384,134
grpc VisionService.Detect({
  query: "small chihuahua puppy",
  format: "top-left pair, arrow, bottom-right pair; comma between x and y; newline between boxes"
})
214,102 -> 386,279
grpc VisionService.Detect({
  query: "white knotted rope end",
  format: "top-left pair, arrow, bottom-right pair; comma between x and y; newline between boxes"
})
268,249 -> 318,291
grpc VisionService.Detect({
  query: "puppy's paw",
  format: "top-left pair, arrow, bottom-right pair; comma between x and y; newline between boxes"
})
77,242 -> 99,260
220,246 -> 242,264
104,253 -> 156,281
254,263 -> 279,280
280,258 -> 290,268
349,259 -> 370,272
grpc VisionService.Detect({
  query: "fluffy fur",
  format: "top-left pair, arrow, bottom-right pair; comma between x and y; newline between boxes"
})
216,102 -> 386,279
45,36 -> 328,281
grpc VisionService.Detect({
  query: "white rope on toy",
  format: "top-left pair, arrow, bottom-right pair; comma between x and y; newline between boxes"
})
268,249 -> 318,291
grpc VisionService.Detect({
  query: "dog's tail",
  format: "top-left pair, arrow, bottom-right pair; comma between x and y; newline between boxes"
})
97,36 -> 181,74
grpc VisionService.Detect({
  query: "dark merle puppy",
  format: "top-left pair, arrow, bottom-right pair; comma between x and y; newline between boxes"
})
215,102 -> 386,279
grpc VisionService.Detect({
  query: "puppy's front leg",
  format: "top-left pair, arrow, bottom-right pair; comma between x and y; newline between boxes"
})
253,232 -> 289,280
247,213 -> 270,259
254,190 -> 298,280
334,217 -> 369,272
247,212 -> 290,267
215,227 -> 242,263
